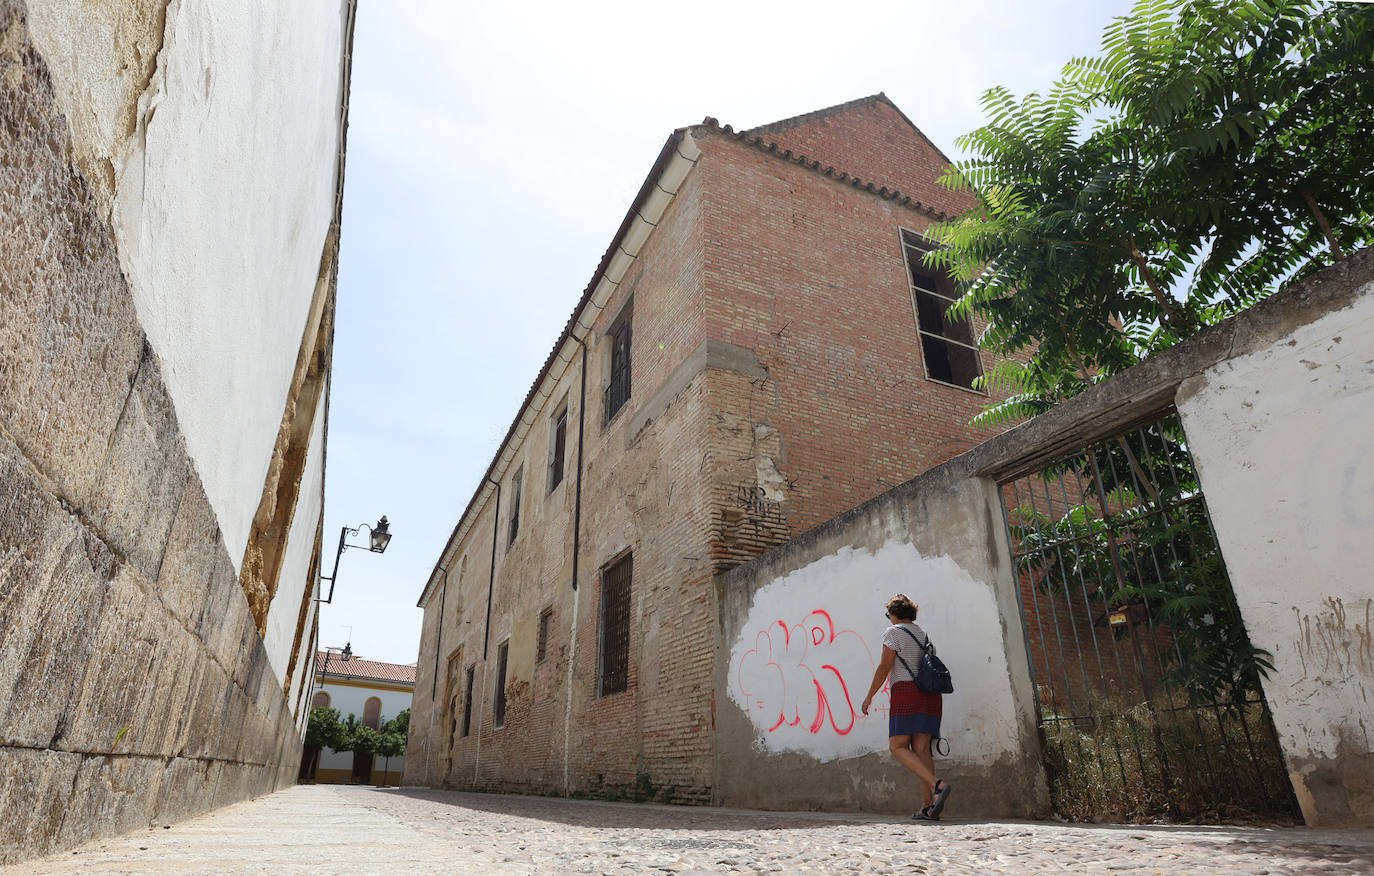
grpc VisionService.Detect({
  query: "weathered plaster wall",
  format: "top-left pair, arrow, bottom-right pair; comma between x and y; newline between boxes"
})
1178,284 -> 1374,827
27,0 -> 347,571
263,391 -> 327,683
715,468 -> 1047,817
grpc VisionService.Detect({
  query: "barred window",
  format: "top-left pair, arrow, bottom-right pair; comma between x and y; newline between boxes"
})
536,606 -> 554,663
494,641 -> 509,728
901,230 -> 983,390
461,664 -> 475,737
598,553 -> 632,696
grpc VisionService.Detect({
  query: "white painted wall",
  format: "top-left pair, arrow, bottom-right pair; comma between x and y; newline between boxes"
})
29,0 -> 348,572
314,679 -> 413,774
1179,287 -> 1374,799
264,391 -> 328,686
726,538 -> 1022,765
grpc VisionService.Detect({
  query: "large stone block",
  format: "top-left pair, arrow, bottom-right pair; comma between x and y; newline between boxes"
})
182,660 -> 232,760
55,754 -> 165,850
0,13 -> 145,509
0,746 -> 82,865
154,476 -> 220,630
128,609 -> 203,757
0,440 -> 110,748
152,756 -> 217,826
54,566 -> 165,755
88,349 -> 191,583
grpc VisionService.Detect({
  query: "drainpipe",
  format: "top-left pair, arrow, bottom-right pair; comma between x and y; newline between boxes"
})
572,341 -> 588,591
563,338 -> 590,794
484,479 -> 501,660
430,563 -> 449,701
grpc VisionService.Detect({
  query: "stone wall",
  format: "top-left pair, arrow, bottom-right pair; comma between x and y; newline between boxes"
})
0,0 -> 348,862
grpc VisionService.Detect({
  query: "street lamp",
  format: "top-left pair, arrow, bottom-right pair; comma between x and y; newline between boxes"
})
317,515 -> 392,604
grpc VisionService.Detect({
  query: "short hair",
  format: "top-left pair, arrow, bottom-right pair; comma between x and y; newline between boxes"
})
886,594 -> 918,621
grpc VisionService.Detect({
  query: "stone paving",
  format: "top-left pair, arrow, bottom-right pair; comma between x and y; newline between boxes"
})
10,784 -> 1374,874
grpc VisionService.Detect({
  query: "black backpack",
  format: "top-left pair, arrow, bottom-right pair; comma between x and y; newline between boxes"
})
896,626 -> 954,694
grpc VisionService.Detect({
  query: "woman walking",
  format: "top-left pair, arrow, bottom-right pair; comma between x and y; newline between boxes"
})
860,594 -> 952,821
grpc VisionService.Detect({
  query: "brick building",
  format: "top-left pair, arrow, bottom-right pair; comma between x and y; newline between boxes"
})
405,95 -> 1001,802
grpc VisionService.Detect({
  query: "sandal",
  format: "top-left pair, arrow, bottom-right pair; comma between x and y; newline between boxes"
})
930,779 -> 952,818
912,804 -> 939,821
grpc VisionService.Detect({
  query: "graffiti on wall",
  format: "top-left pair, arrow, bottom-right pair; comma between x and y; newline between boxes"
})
734,609 -> 883,740
726,538 -> 1016,763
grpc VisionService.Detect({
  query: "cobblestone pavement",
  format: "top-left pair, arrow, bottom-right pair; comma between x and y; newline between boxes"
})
11,784 -> 1374,874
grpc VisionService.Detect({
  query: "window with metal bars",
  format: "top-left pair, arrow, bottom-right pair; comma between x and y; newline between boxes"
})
460,664 -> 475,737
536,606 -> 553,663
507,467 -> 522,546
597,553 -> 632,696
493,641 -> 509,728
604,305 -> 632,422
548,404 -> 568,491
901,230 -> 983,390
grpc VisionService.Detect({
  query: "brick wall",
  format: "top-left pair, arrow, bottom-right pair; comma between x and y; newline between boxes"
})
408,97 -> 1012,806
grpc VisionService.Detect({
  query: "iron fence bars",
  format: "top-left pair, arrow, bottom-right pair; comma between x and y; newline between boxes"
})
1000,411 -> 1300,824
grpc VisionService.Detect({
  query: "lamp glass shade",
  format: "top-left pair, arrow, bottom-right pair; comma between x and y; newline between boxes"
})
370,516 -> 391,553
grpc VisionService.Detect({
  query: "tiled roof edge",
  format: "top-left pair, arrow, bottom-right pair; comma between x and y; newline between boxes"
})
416,131 -> 690,608
692,116 -> 950,222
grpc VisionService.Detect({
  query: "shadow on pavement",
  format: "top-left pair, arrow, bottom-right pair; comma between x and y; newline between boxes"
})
367,786 -> 898,831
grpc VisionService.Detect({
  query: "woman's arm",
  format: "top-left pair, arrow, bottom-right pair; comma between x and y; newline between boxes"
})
860,646 -> 898,715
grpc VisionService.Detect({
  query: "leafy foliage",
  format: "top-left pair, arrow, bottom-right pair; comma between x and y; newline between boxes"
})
304,706 -> 346,752
927,0 -> 1374,424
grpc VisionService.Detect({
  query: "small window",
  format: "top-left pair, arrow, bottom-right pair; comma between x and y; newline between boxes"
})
363,696 -> 382,729
536,606 -> 554,663
461,664 -> 475,737
902,230 -> 983,390
311,690 -> 331,709
493,641 -> 509,728
604,304 -> 633,422
549,405 -> 568,491
507,467 -> 523,546
598,553 -> 633,696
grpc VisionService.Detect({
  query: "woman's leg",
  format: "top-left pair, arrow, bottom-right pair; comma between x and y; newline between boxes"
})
913,734 -> 936,807
888,734 -> 937,802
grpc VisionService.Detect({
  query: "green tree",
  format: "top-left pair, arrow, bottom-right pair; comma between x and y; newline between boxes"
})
928,0 -> 1374,425
302,706 -> 346,781
926,0 -> 1372,710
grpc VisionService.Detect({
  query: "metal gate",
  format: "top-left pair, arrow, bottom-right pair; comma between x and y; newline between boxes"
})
999,411 -> 1299,823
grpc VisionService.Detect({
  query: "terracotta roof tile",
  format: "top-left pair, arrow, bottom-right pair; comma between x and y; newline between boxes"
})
316,651 -> 416,685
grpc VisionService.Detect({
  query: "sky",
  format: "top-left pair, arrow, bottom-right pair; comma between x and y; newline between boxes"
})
320,0 -> 1139,665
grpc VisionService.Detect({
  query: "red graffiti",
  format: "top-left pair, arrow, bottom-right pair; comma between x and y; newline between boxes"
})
735,609 -> 883,738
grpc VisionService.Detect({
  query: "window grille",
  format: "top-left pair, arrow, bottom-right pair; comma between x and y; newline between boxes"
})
902,230 -> 983,390
508,468 -> 523,545
493,641 -> 509,728
549,407 -> 567,490
536,606 -> 554,663
605,310 -> 632,422
461,664 -> 475,737
598,553 -> 632,696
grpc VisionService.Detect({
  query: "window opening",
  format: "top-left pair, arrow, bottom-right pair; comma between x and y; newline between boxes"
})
461,664 -> 475,737
494,641 -> 509,728
598,553 -> 633,696
902,230 -> 983,390
508,467 -> 523,545
537,606 -> 554,663
605,306 -> 633,422
549,405 -> 568,491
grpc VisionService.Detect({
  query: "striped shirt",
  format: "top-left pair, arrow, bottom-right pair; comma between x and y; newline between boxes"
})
882,622 -> 930,684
